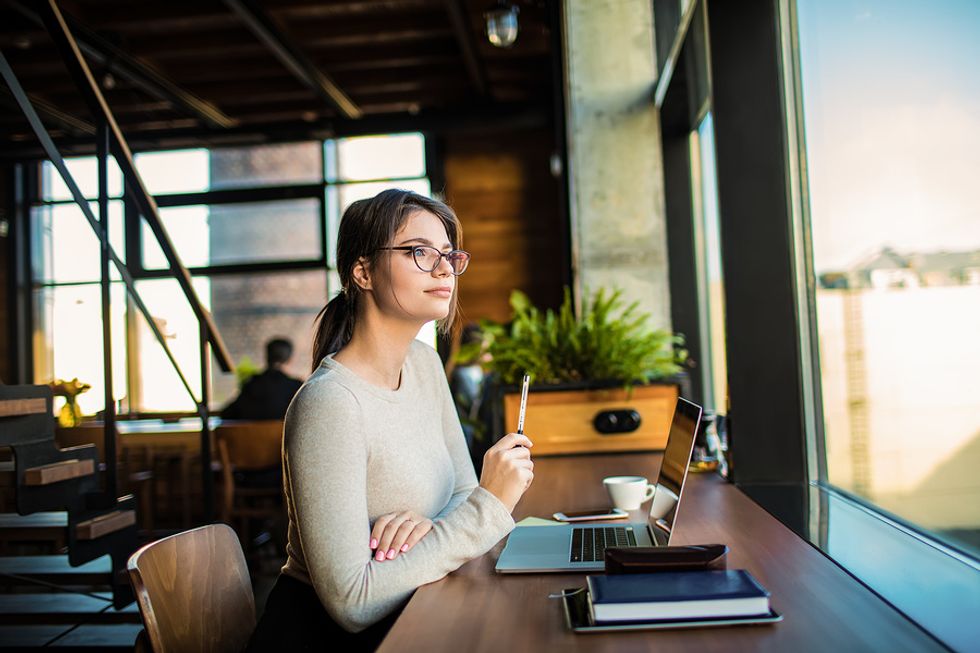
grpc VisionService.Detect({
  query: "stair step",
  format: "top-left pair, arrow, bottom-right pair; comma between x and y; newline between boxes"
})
75,510 -> 136,541
0,398 -> 47,417
0,512 -> 67,528
0,512 -> 67,543
0,624 -> 143,650
0,593 -> 140,625
0,624 -> 66,648
0,462 -> 13,488
0,555 -> 111,585
50,624 -> 145,649
23,459 -> 96,486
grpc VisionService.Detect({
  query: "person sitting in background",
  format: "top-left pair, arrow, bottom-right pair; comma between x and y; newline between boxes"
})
222,338 -> 303,420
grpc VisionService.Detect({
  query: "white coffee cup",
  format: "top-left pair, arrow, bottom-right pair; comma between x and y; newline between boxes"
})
603,476 -> 656,511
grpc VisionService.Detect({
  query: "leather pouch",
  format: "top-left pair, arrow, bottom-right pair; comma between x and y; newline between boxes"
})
603,544 -> 729,574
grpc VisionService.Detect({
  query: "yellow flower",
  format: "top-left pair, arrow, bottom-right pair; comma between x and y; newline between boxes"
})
49,377 -> 92,399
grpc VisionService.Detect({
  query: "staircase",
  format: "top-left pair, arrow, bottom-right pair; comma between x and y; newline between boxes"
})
1,385 -> 137,609
0,3 -> 236,644
0,385 -> 143,649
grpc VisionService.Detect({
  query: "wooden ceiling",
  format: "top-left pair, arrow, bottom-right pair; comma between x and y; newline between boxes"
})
0,0 -> 556,155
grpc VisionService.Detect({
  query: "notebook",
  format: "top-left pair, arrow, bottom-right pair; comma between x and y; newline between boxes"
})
586,570 -> 771,623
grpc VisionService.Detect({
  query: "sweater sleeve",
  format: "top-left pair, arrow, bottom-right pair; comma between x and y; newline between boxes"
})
284,377 -> 515,633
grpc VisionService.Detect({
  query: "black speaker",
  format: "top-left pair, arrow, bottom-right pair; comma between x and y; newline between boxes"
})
592,409 -> 642,434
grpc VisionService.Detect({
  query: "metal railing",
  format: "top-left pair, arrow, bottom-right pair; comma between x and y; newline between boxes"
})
0,0 -> 235,521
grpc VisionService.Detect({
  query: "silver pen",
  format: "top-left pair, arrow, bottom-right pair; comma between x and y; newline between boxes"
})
516,373 -> 530,436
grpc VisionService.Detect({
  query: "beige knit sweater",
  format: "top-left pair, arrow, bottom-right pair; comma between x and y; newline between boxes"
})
280,339 -> 515,632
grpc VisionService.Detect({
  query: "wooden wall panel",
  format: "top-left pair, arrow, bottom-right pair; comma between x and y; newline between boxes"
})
442,128 -> 566,327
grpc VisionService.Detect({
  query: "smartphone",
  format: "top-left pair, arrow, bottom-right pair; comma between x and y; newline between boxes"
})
552,508 -> 629,522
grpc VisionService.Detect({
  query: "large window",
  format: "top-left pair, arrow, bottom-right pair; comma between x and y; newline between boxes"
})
32,134 -> 432,415
689,112 -> 728,413
683,1 -> 978,647
794,0 -> 980,560
33,161 -> 127,417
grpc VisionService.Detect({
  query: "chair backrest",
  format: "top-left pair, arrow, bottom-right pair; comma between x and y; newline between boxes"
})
215,421 -> 283,471
127,523 -> 255,653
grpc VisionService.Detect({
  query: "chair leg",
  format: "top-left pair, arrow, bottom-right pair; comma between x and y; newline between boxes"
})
180,453 -> 191,527
220,472 -> 234,525
240,507 -> 251,552
128,471 -> 155,536
141,475 -> 155,534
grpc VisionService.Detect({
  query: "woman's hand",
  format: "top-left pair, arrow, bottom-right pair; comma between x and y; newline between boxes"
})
369,510 -> 433,562
479,432 -> 534,513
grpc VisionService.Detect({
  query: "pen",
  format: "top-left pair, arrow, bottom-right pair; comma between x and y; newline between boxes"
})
516,373 -> 530,436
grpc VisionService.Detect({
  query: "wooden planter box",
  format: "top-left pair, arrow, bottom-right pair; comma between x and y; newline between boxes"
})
499,379 -> 682,456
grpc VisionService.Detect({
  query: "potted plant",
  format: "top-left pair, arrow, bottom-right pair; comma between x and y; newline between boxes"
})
470,288 -> 689,456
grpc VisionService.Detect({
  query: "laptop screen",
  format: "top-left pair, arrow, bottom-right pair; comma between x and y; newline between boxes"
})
647,397 -> 702,544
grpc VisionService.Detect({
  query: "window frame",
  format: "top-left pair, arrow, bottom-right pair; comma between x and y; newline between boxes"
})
24,133 -> 433,415
777,0 -> 826,487
660,0 -> 711,410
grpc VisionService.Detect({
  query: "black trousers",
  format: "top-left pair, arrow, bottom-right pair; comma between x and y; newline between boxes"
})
247,574 -> 402,652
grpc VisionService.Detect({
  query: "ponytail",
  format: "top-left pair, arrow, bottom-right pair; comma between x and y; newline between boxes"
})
311,290 -> 356,371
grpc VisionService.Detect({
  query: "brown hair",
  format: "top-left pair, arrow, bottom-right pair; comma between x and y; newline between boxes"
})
311,189 -> 463,370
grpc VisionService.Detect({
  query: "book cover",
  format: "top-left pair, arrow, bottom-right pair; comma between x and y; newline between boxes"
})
587,569 -> 771,623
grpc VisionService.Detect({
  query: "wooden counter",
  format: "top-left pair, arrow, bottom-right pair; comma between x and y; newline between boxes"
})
377,453 -> 941,652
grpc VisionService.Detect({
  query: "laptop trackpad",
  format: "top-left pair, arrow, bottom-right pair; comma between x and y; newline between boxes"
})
504,527 -> 571,553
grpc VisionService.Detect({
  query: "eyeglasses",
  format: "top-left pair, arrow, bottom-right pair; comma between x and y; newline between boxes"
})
378,246 -> 471,276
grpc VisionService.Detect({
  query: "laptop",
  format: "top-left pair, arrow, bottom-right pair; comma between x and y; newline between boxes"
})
495,397 -> 703,573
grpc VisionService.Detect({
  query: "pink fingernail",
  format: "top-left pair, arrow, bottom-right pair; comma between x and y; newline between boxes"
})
401,544 -> 409,552
370,538 -> 378,549
375,551 -> 385,561
386,549 -> 396,559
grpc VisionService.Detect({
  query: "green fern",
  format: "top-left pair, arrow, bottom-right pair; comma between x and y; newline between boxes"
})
481,287 -> 687,387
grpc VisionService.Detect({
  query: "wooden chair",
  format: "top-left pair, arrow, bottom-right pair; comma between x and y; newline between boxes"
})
214,421 -> 283,547
127,523 -> 255,653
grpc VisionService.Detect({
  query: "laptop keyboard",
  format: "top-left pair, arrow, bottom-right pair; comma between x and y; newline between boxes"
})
569,526 -> 637,563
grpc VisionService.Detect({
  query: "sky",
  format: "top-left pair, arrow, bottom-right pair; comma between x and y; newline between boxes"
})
796,0 -> 980,272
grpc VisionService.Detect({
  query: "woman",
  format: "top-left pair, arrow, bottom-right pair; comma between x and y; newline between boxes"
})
248,189 -> 534,651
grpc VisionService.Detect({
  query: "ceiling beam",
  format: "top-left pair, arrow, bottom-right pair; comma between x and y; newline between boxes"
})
6,0 -> 237,129
0,103 -> 550,160
132,35 -> 456,65
222,0 -> 362,120
0,88 -> 96,135
444,0 -> 488,96
272,0 -> 440,20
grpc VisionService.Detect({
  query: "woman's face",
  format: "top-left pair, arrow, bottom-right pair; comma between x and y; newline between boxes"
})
374,209 -> 456,324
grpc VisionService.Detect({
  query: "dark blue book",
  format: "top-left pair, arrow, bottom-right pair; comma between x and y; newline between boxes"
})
586,570 -> 771,623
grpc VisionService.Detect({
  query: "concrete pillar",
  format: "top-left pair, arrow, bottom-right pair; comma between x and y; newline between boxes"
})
563,0 -> 671,329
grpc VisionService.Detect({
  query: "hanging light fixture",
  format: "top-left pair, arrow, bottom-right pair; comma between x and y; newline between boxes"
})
484,1 -> 520,48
